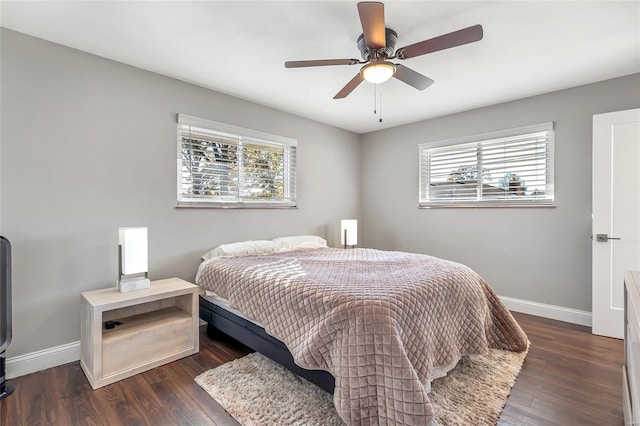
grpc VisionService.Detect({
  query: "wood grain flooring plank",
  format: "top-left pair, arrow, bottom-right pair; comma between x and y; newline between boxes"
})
123,372 -> 169,422
0,379 -> 22,426
18,370 -> 52,425
498,403 -> 560,426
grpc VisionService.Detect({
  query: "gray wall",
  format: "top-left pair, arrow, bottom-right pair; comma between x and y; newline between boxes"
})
2,26 -> 639,359
361,73 -> 640,312
0,29 -> 361,357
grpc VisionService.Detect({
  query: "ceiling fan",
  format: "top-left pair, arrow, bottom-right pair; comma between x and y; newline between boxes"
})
285,1 -> 483,99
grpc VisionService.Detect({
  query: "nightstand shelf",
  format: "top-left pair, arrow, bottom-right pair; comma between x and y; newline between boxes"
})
80,278 -> 199,389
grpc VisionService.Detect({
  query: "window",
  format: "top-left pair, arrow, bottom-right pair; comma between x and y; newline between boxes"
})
419,122 -> 554,207
177,114 -> 297,208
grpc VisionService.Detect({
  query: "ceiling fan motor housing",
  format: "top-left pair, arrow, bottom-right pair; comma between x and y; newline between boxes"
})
357,28 -> 398,59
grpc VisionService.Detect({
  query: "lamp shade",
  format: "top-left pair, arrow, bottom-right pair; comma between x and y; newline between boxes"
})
361,61 -> 396,84
340,220 -> 358,246
118,227 -> 148,275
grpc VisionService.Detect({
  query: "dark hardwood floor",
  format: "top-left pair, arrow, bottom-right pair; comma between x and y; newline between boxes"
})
499,313 -> 623,425
0,312 -> 623,425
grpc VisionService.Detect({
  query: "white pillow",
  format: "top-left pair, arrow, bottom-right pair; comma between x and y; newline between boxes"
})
201,240 -> 279,260
271,235 -> 327,250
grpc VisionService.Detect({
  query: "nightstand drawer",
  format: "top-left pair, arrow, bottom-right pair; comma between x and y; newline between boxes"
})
102,307 -> 193,377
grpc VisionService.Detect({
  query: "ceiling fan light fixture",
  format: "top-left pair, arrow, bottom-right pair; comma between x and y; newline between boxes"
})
361,61 -> 396,84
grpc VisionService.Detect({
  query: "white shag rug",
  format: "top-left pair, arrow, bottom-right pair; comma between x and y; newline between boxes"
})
195,349 -> 527,426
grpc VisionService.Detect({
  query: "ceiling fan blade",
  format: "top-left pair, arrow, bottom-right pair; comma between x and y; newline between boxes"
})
334,73 -> 365,99
393,64 -> 434,90
285,59 -> 360,68
357,2 -> 386,49
396,24 -> 483,59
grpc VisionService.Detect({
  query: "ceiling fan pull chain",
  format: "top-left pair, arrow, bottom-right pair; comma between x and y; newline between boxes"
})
379,92 -> 383,123
373,83 -> 377,114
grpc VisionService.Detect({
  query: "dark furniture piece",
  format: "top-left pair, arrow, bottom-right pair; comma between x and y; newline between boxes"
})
199,295 -> 335,393
0,236 -> 13,399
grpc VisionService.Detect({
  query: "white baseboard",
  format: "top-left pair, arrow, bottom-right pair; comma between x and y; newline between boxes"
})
4,296 -> 591,380
6,341 -> 80,380
500,295 -> 592,327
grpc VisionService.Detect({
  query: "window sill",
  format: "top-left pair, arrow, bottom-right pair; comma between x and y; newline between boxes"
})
177,201 -> 297,209
418,200 -> 555,208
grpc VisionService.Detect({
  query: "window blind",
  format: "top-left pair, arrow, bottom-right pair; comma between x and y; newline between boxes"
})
177,114 -> 297,208
419,123 -> 554,207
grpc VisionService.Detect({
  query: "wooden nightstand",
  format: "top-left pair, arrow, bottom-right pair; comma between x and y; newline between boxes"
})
80,278 -> 199,389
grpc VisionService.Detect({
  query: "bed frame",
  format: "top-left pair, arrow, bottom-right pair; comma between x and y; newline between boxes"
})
199,295 -> 335,393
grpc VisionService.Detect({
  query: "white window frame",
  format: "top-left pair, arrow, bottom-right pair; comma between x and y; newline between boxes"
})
177,114 -> 297,208
419,122 -> 554,208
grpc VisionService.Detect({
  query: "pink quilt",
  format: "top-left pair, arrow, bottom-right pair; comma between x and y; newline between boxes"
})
197,247 -> 528,425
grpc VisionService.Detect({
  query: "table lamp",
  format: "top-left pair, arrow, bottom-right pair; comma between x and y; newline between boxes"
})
117,227 -> 150,292
340,219 -> 358,249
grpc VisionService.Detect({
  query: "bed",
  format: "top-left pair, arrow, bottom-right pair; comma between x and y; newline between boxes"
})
196,236 -> 528,425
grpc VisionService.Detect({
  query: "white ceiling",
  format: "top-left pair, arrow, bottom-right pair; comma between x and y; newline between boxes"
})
2,1 -> 639,134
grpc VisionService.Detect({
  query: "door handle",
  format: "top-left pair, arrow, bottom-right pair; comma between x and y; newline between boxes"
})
596,233 -> 621,242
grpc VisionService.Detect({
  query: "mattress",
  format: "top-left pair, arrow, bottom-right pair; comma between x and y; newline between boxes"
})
201,290 -> 263,327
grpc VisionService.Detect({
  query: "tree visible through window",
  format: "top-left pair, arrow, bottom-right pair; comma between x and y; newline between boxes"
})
419,123 -> 554,207
177,114 -> 296,207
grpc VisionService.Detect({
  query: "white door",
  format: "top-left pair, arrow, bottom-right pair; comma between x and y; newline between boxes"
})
592,108 -> 640,338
